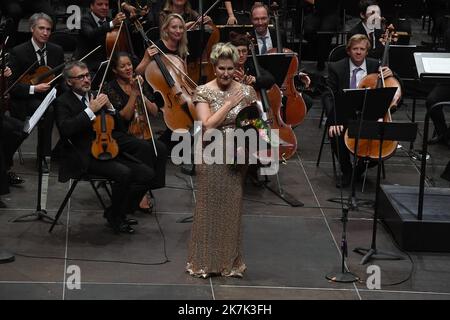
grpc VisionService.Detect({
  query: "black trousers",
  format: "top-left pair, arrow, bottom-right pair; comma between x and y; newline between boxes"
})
1,115 -> 25,170
88,134 -> 155,221
426,84 -> 450,137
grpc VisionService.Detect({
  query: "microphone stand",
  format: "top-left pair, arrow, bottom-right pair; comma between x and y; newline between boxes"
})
324,85 -> 358,283
0,28 -> 15,263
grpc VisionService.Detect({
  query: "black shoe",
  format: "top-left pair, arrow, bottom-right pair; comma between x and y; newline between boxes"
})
336,174 -> 351,188
124,218 -> 138,225
116,222 -> 135,234
8,171 -> 25,185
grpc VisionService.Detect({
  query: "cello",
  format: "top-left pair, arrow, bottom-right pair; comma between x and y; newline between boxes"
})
344,26 -> 402,160
105,0 -> 136,57
267,2 -> 307,127
248,34 -> 297,161
133,19 -> 198,131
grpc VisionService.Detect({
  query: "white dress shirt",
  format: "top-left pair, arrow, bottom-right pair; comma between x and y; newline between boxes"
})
349,59 -> 368,88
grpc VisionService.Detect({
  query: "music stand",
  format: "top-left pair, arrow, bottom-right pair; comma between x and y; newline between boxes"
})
351,121 -> 417,264
216,25 -> 255,42
250,53 -> 303,207
256,53 -> 295,87
329,87 -> 397,210
11,89 -> 57,224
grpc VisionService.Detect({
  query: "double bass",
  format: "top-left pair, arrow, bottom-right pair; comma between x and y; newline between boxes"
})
248,35 -> 297,161
344,26 -> 402,160
267,2 -> 307,127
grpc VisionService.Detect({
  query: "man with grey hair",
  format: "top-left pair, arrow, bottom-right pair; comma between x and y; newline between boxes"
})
7,12 -> 65,173
1,0 -> 55,46
54,61 -> 155,234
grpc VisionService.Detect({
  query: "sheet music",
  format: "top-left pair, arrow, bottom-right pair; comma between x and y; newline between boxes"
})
423,57 -> 450,74
24,88 -> 57,134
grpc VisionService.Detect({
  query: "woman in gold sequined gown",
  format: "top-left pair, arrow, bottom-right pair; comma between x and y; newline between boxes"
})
186,43 -> 258,279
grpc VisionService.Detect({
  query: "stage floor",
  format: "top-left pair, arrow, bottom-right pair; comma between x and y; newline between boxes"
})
1,91 -> 450,300
2,17 -> 450,301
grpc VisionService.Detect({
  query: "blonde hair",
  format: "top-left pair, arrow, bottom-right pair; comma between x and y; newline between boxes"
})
346,34 -> 371,51
210,43 -> 239,65
160,13 -> 189,59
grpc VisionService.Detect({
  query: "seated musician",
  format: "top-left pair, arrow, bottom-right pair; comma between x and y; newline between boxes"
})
325,34 -> 395,188
74,0 -> 126,73
8,13 -> 65,172
135,13 -> 189,152
54,61 -> 155,234
103,52 -> 168,212
249,5 -> 316,112
1,67 -> 27,206
159,0 -> 213,30
348,0 -> 385,59
228,31 -> 275,90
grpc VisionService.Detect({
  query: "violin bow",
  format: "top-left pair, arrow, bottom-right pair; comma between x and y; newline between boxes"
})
97,21 -> 125,96
136,76 -> 158,156
47,45 -> 102,86
187,0 -> 221,31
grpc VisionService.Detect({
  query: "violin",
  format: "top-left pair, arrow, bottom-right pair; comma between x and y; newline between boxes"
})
248,34 -> 297,161
133,19 -> 197,131
344,26 -> 402,160
91,22 -> 123,161
91,99 -> 119,160
128,77 -> 152,140
267,2 -> 306,127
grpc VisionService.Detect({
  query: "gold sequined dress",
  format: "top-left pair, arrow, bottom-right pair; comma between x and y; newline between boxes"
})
186,83 -> 258,278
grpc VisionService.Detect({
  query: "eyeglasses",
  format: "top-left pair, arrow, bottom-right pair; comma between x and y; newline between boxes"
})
70,73 -> 91,80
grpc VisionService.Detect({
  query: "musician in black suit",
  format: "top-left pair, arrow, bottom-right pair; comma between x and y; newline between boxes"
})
348,0 -> 385,59
54,61 -> 155,234
250,3 -> 286,55
325,34 -> 394,187
8,13 -> 65,165
74,0 -> 126,73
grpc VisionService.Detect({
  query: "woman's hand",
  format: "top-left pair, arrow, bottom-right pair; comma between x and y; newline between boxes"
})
146,46 -> 159,59
224,90 -> 245,111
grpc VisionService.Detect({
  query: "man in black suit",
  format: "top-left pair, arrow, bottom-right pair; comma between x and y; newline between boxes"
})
325,34 -> 394,187
54,61 -> 155,234
347,0 -> 385,59
74,0 -> 126,73
8,13 -> 65,168
250,3 -> 286,55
